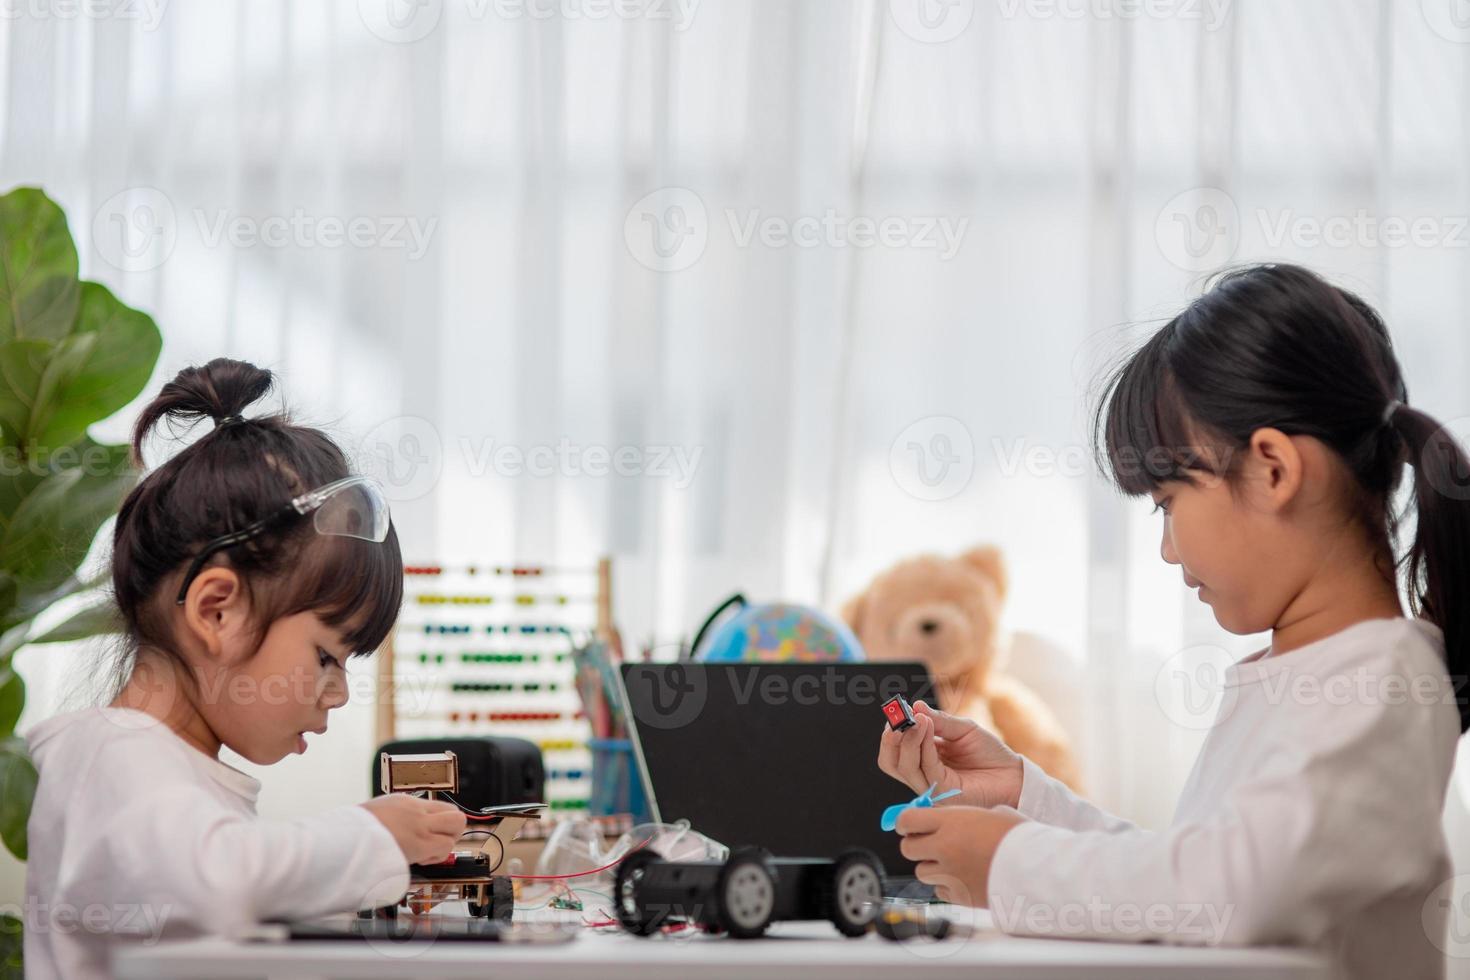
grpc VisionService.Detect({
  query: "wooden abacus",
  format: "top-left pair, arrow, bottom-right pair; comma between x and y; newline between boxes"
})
375,557 -> 617,814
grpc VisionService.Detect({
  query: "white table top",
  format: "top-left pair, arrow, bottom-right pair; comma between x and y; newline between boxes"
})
112,909 -> 1330,980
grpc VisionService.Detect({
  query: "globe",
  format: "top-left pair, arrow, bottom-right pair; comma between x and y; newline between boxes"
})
694,601 -> 865,663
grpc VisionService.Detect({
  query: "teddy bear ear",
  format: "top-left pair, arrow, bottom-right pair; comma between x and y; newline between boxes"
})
960,545 -> 1008,601
840,589 -> 867,635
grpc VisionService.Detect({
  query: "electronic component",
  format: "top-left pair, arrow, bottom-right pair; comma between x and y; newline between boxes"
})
380,751 -> 458,794
363,749 -> 546,922
873,905 -> 973,941
882,694 -> 916,732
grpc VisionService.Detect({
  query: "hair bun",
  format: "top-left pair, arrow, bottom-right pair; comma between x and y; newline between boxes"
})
130,358 -> 274,465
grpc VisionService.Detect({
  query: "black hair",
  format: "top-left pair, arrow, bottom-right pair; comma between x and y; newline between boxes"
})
1092,263 -> 1470,731
106,357 -> 403,697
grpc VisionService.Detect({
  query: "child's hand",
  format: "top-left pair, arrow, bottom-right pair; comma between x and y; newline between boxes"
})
896,804 -> 1027,906
361,794 -> 468,865
877,700 -> 1024,809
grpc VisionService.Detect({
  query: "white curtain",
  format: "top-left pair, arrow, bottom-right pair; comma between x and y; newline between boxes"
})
5,0 -> 1470,841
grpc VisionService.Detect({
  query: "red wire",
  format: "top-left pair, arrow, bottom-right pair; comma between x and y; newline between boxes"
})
434,791 -> 657,880
508,837 -> 654,880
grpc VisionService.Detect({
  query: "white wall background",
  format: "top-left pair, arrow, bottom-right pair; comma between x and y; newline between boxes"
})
4,0 -> 1470,944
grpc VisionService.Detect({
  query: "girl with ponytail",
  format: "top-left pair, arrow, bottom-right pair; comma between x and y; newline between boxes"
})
23,358 -> 465,979
878,265 -> 1466,979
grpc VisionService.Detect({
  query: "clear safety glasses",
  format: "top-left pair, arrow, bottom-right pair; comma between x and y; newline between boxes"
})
174,476 -> 391,605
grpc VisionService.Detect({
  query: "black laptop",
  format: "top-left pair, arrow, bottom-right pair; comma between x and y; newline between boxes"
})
621,661 -> 937,892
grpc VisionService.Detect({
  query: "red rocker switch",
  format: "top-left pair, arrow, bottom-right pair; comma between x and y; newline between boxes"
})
882,694 -> 916,732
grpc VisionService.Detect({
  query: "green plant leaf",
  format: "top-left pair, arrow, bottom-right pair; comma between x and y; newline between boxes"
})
0,581 -> 23,662
0,440 -> 135,621
2,572 -> 103,643
0,911 -> 20,980
0,736 -> 36,860
0,442 -> 44,535
0,188 -> 79,345
0,669 -> 21,739
0,339 -> 52,451
30,283 -> 161,452
30,598 -> 119,645
27,332 -> 96,448
0,574 -> 14,629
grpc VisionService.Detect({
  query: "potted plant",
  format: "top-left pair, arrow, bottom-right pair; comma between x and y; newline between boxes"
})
0,186 -> 163,975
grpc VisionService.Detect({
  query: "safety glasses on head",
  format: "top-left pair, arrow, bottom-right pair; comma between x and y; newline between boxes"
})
174,476 -> 391,605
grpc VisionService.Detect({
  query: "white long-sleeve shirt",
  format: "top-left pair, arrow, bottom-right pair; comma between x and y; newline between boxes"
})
22,705 -> 411,979
988,617 -> 1461,980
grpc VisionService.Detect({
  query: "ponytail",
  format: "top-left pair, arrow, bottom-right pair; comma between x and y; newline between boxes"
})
1390,404 -> 1470,732
129,357 -> 274,467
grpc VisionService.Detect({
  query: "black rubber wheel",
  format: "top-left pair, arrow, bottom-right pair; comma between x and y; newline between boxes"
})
614,850 -> 667,936
490,876 -> 514,922
828,849 -> 885,937
716,848 -> 777,939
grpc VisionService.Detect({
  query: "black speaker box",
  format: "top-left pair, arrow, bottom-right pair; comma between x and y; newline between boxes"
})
372,736 -> 545,810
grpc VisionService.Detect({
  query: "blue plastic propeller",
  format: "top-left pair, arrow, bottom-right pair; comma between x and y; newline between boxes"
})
881,782 -> 963,831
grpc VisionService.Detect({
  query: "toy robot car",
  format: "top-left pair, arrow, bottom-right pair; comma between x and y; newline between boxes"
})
613,845 -> 884,939
359,751 -> 545,922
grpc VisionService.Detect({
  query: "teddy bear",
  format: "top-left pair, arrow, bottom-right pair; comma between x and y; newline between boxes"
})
842,545 -> 1083,792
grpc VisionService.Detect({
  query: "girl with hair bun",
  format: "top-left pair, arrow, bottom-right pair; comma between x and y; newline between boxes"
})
24,358 -> 464,978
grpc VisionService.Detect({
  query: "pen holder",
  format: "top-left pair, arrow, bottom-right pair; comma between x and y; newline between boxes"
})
588,737 -> 651,824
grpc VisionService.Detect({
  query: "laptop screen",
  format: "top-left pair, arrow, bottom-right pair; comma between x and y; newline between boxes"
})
621,661 -> 938,881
